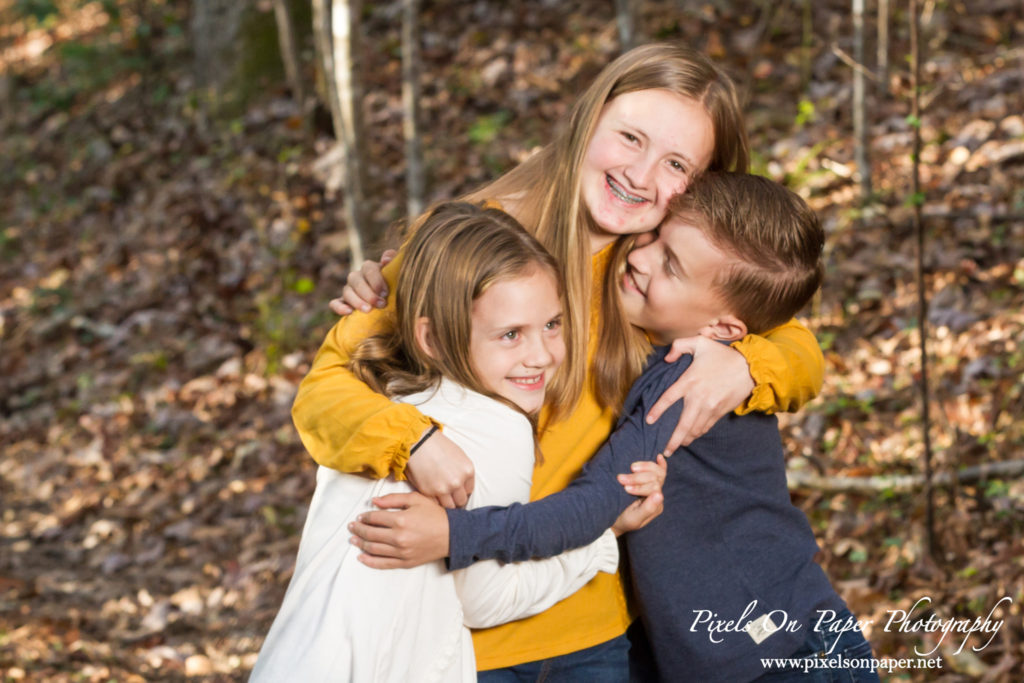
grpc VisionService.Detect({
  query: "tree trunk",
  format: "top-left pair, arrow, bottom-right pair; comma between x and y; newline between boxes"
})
852,0 -> 871,200
312,0 -> 343,134
877,0 -> 889,96
190,0 -> 246,90
402,0 -> 425,219
330,0 -> 372,264
909,0 -> 937,560
272,0 -> 305,107
614,0 -> 636,51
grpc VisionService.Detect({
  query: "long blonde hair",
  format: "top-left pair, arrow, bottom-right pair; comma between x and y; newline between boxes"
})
348,202 -> 573,431
464,43 -> 750,413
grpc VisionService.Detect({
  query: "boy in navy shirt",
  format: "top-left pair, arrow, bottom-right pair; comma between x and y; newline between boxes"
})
353,173 -> 880,682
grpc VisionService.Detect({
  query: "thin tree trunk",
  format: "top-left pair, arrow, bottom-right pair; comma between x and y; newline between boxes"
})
801,0 -> 813,90
312,0 -> 343,136
877,0 -> 889,96
273,0 -> 305,106
614,0 -> 636,51
332,0 -> 371,264
909,0 -> 937,560
402,0 -> 424,219
852,0 -> 872,200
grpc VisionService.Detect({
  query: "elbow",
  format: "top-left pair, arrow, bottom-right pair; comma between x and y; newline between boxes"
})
460,594 -> 508,629
462,609 -> 496,630
808,344 -> 825,397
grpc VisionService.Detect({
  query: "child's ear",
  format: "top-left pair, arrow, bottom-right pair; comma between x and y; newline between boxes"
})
698,315 -> 747,343
414,317 -> 436,358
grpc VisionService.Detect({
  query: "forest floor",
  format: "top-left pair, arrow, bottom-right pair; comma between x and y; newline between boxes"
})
2,0 -> 1023,680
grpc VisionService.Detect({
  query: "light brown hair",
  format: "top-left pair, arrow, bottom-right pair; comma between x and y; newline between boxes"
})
464,43 -> 750,414
674,173 -> 824,334
348,202 -> 572,432
598,173 -> 825,407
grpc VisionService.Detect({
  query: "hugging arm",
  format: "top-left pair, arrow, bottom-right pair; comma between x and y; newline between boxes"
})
447,389 -> 680,570
328,250 -> 397,316
454,529 -> 619,628
645,318 -> 823,452
293,252 -> 475,506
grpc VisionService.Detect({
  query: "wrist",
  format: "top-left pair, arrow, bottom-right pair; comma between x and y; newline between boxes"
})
409,424 -> 439,458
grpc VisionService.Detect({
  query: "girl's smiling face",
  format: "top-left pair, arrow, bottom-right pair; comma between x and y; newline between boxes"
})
581,89 -> 716,250
468,266 -> 566,414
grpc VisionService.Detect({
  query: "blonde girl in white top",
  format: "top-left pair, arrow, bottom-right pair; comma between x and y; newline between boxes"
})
250,202 -> 662,682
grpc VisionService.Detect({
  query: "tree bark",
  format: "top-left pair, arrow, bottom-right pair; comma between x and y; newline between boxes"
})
852,0 -> 872,200
331,0 -> 372,264
877,0 -> 889,96
312,0 -> 343,133
909,0 -> 937,559
272,0 -> 305,106
614,0 -> 636,51
402,0 -> 425,219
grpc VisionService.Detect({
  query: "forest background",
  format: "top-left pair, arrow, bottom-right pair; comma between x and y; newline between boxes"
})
1,0 -> 1022,680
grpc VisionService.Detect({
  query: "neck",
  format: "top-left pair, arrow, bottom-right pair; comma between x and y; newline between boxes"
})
588,231 -> 618,254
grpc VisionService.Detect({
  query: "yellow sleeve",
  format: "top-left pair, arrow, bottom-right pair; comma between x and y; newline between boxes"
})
731,317 -> 823,415
290,252 -> 436,478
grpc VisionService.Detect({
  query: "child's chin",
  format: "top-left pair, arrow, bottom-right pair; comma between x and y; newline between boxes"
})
508,394 -> 544,414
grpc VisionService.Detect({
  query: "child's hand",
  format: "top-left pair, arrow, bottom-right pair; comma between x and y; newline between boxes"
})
405,431 -> 476,508
329,249 -> 397,316
646,335 -> 755,454
612,454 -> 667,536
348,492 -> 449,569
616,454 -> 667,497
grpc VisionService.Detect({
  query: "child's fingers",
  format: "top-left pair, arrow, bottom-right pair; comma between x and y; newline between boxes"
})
357,553 -> 411,569
664,336 -> 698,363
611,492 -> 664,535
370,493 -> 418,510
380,248 -> 398,267
329,298 -> 354,316
633,491 -> 664,527
344,278 -> 380,312
349,515 -> 397,540
359,260 -> 389,305
645,375 -> 690,427
349,536 -> 401,559
618,470 -> 661,496
665,400 -> 718,453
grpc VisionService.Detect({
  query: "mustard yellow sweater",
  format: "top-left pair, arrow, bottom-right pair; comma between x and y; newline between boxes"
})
291,244 -> 823,669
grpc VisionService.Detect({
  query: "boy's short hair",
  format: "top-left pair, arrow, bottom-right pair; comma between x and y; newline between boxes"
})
668,173 -> 824,334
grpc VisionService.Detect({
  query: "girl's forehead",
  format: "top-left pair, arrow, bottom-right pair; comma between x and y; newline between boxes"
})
472,269 -> 561,318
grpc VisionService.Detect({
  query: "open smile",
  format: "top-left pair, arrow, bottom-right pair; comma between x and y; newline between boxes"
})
606,175 -> 647,205
622,267 -> 646,297
507,374 -> 546,391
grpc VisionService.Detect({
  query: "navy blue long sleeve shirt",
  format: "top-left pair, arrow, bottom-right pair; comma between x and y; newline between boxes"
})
447,347 -> 846,681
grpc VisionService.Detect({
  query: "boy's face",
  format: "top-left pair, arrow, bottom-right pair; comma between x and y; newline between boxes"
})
619,216 -> 737,344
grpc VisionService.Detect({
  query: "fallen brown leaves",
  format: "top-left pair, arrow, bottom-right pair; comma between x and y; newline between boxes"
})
1,0 -> 1023,680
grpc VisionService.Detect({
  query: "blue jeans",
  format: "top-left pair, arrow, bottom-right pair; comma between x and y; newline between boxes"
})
754,608 -> 881,682
477,633 -> 630,682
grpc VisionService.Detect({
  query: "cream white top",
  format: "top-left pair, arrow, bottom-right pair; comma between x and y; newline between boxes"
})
250,379 -> 618,682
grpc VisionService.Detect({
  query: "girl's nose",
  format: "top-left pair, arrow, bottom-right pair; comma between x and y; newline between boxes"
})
525,334 -> 555,368
623,155 -> 655,190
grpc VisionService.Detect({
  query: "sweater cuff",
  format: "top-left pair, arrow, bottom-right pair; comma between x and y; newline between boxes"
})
730,334 -> 780,415
593,529 -> 620,575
